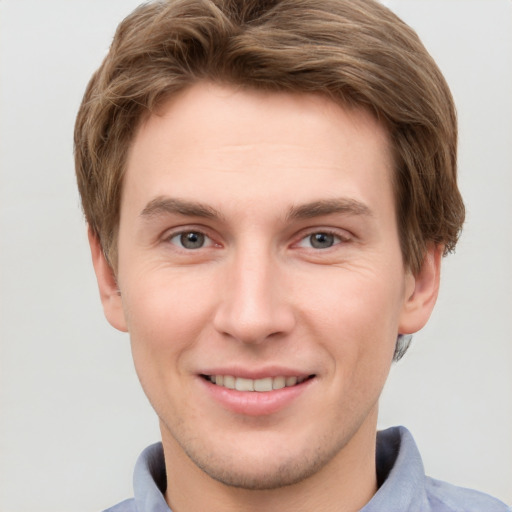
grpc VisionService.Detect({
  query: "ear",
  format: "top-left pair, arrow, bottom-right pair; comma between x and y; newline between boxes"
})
87,227 -> 128,332
398,244 -> 443,334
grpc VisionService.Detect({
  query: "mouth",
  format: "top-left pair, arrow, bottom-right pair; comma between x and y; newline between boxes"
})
201,374 -> 314,392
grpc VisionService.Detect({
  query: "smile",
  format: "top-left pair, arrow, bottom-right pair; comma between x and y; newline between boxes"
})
203,375 -> 311,392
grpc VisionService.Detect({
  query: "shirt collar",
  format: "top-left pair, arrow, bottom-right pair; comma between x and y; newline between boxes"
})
362,426 -> 429,511
133,442 -> 170,512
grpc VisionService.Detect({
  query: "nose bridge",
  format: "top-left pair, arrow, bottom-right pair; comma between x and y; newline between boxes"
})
213,240 -> 294,344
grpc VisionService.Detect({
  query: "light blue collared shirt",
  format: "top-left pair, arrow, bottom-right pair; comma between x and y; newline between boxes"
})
104,426 -> 510,512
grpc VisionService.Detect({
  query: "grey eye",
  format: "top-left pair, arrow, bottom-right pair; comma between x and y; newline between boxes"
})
309,233 -> 335,249
178,231 -> 205,249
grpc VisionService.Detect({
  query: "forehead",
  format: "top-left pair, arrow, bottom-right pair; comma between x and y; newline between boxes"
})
123,82 -> 394,221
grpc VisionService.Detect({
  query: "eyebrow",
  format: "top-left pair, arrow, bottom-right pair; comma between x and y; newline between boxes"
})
139,196 -> 372,222
286,198 -> 372,220
140,197 -> 223,220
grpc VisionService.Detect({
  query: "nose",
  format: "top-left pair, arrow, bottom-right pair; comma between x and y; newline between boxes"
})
213,247 -> 296,345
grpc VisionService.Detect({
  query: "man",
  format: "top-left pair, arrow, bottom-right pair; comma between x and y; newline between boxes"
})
74,0 -> 509,510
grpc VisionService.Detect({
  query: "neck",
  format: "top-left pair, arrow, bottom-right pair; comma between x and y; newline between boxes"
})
161,412 -> 379,512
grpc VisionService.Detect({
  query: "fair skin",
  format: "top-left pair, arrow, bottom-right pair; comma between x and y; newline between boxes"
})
90,82 -> 441,512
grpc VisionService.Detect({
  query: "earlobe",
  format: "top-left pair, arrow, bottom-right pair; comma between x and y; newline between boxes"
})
87,227 -> 128,332
398,244 -> 443,334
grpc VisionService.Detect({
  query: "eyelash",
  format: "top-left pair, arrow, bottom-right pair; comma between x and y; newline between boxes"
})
165,229 -> 219,250
294,230 -> 350,250
163,227 -> 351,251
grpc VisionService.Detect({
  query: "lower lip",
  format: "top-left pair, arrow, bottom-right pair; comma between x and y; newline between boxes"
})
200,377 -> 313,416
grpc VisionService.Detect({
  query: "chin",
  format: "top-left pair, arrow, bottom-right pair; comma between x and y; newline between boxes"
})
195,455 -> 324,490
180,434 -> 342,491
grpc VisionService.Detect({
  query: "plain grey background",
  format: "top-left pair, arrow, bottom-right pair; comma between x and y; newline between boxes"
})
1,1 -> 511,510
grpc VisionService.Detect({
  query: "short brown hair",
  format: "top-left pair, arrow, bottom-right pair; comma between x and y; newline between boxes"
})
74,0 -> 464,275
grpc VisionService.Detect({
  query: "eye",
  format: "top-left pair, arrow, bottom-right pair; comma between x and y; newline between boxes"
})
168,231 -> 211,250
297,231 -> 343,249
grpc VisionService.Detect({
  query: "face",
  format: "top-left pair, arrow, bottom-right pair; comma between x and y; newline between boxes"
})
92,82 -> 439,491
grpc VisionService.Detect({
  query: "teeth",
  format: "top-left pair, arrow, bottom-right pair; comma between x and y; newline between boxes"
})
223,375 -> 235,389
254,377 -> 272,392
286,376 -> 297,386
208,375 -> 308,392
273,376 -> 285,389
235,377 -> 254,391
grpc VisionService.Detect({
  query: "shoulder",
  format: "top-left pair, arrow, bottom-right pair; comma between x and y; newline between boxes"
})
101,442 -> 169,512
102,498 -> 137,512
425,477 -> 511,512
371,426 -> 510,512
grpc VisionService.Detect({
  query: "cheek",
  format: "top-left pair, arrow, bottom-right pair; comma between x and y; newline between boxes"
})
121,272 -> 216,416
301,268 -> 404,364
121,271 -> 214,366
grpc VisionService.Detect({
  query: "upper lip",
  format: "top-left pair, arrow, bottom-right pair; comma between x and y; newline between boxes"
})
198,366 -> 314,380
